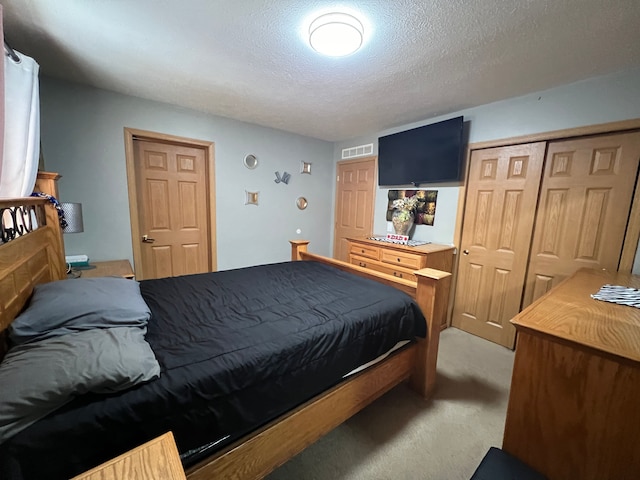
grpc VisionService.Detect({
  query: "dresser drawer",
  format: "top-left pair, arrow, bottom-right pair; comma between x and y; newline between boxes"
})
349,243 -> 379,260
350,255 -> 417,282
369,263 -> 417,282
381,250 -> 423,269
350,255 -> 373,269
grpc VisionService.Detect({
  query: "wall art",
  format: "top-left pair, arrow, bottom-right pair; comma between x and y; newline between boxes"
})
300,161 -> 312,174
243,154 -> 258,169
245,190 -> 259,206
386,189 -> 438,226
274,171 -> 291,184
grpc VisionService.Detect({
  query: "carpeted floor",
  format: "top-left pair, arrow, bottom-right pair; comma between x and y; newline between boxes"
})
266,327 -> 515,480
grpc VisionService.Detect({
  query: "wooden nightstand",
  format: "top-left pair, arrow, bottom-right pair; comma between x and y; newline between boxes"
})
79,260 -> 135,279
71,432 -> 186,480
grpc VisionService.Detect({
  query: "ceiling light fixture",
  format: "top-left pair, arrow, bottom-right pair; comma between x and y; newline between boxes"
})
309,12 -> 364,57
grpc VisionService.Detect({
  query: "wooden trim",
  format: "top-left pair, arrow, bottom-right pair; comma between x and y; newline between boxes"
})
335,155 -> 378,166
469,118 -> 640,150
207,142 -> 217,272
446,146 -> 474,327
620,175 -> 640,273
125,128 -> 215,148
410,267 -> 451,395
35,171 -> 62,182
289,239 -> 309,260
298,250 -> 417,297
0,197 -> 55,206
124,129 -> 143,278
333,156 -> 377,259
123,128 -> 217,278
34,171 -> 66,274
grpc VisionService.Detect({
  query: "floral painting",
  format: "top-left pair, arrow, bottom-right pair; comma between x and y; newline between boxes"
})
386,189 -> 438,226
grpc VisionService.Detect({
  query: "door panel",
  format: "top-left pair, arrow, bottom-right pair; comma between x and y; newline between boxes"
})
333,157 -> 376,262
452,143 -> 546,348
522,132 -> 640,307
134,139 -> 210,279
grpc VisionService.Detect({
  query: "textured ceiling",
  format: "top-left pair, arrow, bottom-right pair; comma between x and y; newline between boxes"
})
3,0 -> 640,142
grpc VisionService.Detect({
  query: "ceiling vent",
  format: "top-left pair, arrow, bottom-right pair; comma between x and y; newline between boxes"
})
341,143 -> 373,159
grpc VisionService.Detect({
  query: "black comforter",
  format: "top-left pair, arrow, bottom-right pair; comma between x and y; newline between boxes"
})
0,261 -> 426,479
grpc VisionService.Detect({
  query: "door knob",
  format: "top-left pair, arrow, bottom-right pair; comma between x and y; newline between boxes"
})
142,235 -> 155,243
463,249 -> 469,255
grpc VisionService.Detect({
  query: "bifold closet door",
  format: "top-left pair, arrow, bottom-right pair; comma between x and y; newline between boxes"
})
452,143 -> 546,348
522,131 -> 640,307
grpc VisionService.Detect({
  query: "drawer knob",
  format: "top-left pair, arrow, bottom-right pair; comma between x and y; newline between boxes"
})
397,258 -> 401,262
361,249 -> 365,253
463,250 -> 470,255
394,272 -> 403,278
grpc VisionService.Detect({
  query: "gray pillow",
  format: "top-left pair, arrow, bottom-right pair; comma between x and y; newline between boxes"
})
9,277 -> 151,345
0,326 -> 160,444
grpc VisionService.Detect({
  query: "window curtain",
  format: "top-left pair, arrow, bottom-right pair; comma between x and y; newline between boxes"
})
0,5 -> 5,189
0,43 -> 40,198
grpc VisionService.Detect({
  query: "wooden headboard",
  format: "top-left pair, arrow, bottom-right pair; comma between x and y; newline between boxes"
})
0,197 -> 66,356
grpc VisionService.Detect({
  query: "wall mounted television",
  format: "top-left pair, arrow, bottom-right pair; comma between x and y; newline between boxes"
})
378,116 -> 464,186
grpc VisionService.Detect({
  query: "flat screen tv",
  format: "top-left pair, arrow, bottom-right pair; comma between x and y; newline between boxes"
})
378,116 -> 464,186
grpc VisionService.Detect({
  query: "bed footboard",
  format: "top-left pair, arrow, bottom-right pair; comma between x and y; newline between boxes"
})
290,240 -> 451,398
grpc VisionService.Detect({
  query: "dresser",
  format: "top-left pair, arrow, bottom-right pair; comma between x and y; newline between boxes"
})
502,268 -> 640,480
347,237 -> 454,327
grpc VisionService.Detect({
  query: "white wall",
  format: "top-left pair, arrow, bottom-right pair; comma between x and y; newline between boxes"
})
39,77 -> 334,271
333,67 -> 640,273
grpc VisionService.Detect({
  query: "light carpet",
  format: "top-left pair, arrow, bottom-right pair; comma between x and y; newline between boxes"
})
266,327 -> 515,480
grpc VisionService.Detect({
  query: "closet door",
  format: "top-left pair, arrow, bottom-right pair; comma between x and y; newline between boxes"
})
452,143 -> 546,348
522,131 -> 640,307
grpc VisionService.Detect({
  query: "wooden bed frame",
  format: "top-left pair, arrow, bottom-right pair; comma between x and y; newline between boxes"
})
0,197 -> 451,480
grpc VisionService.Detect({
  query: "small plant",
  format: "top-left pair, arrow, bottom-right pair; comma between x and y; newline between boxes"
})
392,195 -> 418,222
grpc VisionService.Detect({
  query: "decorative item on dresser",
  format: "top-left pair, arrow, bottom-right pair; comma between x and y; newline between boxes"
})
347,236 -> 454,328
502,267 -> 640,480
390,194 -> 417,236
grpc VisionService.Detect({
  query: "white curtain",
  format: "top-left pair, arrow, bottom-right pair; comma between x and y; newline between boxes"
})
0,48 -> 40,198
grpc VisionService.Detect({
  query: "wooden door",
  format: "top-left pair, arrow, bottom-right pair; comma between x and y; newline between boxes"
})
333,157 -> 376,261
522,131 -> 640,307
133,139 -> 211,279
452,143 -> 546,348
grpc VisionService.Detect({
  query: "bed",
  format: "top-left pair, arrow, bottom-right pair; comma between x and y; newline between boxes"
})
0,197 -> 452,480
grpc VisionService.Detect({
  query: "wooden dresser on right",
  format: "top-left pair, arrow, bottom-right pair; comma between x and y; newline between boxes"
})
502,268 -> 640,480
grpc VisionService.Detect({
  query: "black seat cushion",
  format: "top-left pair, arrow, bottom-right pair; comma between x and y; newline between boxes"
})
470,447 -> 548,480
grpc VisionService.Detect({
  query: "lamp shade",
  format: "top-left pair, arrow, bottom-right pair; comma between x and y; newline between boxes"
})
60,202 -> 84,233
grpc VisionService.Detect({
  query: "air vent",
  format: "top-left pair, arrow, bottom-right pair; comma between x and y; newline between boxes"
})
341,143 -> 374,159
